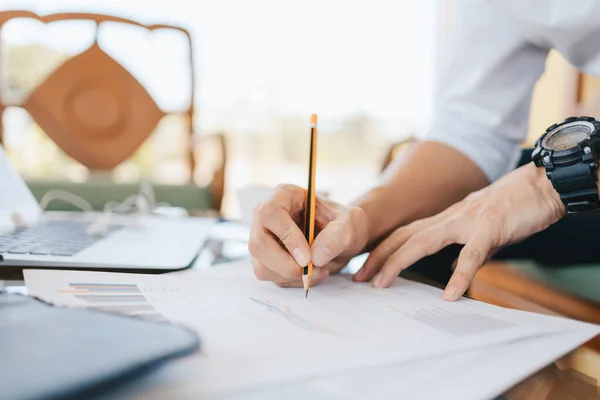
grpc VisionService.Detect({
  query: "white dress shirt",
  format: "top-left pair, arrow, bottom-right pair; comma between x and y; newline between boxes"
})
425,0 -> 600,182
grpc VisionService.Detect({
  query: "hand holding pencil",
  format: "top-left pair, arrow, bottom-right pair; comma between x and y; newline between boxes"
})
249,115 -> 369,292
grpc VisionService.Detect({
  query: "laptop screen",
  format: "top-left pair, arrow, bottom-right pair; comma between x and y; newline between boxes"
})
0,144 -> 41,232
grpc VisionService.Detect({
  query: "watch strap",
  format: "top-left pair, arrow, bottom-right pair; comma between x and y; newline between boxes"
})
549,163 -> 600,213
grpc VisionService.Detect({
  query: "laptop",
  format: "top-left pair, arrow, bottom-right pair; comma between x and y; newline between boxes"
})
0,145 -> 215,272
0,292 -> 200,400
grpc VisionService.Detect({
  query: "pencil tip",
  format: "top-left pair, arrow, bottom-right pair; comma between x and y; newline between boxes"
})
305,289 -> 308,298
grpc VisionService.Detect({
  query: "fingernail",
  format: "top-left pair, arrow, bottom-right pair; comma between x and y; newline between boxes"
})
292,248 -> 309,266
372,273 -> 385,288
312,245 -> 332,267
443,285 -> 457,301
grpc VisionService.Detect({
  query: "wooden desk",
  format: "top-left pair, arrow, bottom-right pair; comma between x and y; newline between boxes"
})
470,261 -> 600,399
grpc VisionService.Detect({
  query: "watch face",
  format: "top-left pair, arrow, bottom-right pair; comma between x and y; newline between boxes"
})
542,121 -> 594,151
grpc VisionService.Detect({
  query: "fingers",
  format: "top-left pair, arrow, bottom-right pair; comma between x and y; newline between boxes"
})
310,207 -> 367,267
262,205 -> 310,266
252,257 -> 330,286
252,258 -> 289,283
314,196 -> 339,226
276,184 -> 308,213
354,225 -> 413,282
277,268 -> 330,288
251,186 -> 311,267
355,209 -> 456,283
372,220 -> 460,288
250,183 -> 366,287
249,229 -> 302,280
442,233 -> 493,301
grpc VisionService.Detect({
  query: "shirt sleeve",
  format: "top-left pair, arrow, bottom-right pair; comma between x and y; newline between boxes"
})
424,0 -> 550,182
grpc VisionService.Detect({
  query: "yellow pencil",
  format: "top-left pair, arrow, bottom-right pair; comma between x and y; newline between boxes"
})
303,114 -> 318,298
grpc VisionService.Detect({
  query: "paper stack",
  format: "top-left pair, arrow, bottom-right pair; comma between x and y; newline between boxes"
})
25,260 -> 600,399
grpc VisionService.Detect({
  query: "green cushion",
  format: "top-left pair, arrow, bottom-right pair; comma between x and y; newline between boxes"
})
504,260 -> 600,304
26,180 -> 213,212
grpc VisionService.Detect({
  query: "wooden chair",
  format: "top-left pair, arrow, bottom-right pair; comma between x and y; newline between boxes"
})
0,11 -> 226,213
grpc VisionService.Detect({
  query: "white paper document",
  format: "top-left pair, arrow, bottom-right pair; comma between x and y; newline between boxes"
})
225,329 -> 597,400
24,261 -> 600,399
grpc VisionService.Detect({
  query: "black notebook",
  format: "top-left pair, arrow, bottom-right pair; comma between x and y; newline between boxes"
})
0,292 -> 199,400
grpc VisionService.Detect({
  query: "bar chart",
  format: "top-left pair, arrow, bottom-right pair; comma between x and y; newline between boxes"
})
57,283 -> 165,322
390,306 -> 514,336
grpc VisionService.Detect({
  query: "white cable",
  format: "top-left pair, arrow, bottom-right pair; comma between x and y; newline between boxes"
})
86,213 -> 112,237
38,182 -> 171,237
39,189 -> 94,213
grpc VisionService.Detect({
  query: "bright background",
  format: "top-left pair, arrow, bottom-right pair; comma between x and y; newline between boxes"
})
1,0 -> 439,217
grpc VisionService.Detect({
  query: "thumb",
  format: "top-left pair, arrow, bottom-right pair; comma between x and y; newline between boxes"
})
311,207 -> 367,267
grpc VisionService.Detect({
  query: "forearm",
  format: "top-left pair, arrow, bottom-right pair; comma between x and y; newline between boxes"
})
353,141 -> 489,248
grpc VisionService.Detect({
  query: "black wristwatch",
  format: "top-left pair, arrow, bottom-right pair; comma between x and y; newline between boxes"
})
532,116 -> 600,213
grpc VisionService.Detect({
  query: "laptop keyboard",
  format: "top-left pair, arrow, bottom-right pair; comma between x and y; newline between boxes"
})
0,220 -> 120,257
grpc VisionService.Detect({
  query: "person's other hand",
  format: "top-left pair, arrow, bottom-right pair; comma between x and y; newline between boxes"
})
354,163 -> 566,300
249,184 -> 369,287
